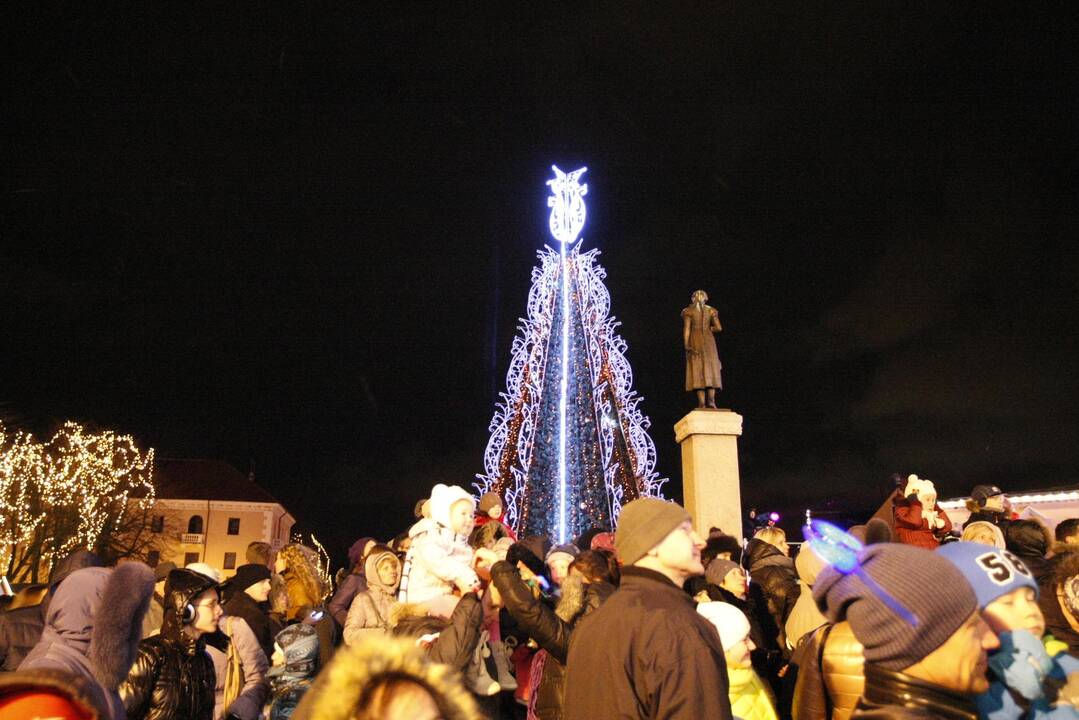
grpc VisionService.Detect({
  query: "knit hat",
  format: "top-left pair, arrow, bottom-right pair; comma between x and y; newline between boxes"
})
229,563 -> 272,592
937,542 -> 1039,608
705,559 -> 743,588
268,623 -> 319,677
615,498 -> 692,565
478,491 -> 503,515
546,543 -> 580,565
696,602 -> 751,652
812,542 -> 978,671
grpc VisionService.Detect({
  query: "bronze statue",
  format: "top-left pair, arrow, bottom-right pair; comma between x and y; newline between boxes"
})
682,290 -> 722,408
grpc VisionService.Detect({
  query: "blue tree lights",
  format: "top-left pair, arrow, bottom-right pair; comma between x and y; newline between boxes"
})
476,166 -> 665,544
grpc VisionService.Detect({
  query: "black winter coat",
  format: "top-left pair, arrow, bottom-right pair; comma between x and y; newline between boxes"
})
564,567 -> 732,720
491,560 -> 613,720
392,592 -> 484,670
745,539 -> 801,646
121,569 -> 218,720
850,664 -> 978,719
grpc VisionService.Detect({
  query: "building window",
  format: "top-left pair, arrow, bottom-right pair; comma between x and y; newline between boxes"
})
184,552 -> 200,566
223,552 -> 237,570
146,550 -> 160,567
151,515 -> 164,533
227,518 -> 240,535
187,515 -> 204,534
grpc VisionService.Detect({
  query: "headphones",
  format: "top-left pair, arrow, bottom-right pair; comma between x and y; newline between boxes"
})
181,602 -> 196,624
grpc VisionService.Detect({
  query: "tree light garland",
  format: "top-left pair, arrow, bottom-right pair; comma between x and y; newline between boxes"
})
476,167 -> 664,543
0,421 -> 155,581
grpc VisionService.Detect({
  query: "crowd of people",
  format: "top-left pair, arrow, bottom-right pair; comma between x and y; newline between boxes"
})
2,478 -> 1079,719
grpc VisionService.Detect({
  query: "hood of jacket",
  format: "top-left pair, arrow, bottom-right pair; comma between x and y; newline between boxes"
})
160,568 -> 219,652
364,549 -> 401,596
48,550 -> 104,592
21,563 -> 153,693
291,634 -> 479,720
429,484 -> 475,532
41,549 -> 103,615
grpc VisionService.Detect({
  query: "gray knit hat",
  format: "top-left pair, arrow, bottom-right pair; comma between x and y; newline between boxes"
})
615,498 -> 692,566
705,558 -> 742,587
812,542 -> 978,671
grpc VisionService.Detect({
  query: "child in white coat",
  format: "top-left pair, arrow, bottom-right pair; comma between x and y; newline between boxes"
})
398,484 -> 479,616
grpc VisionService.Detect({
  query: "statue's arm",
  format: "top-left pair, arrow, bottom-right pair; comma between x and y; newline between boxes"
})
710,308 -> 722,332
683,311 -> 692,350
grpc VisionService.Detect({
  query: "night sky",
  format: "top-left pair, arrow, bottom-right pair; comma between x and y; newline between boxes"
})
6,5 -> 1078,558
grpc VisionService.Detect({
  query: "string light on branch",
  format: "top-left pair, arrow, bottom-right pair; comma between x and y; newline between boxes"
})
0,421 -> 155,578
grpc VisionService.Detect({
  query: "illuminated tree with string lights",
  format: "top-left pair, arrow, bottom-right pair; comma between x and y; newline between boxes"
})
476,167 -> 665,544
0,421 -> 157,582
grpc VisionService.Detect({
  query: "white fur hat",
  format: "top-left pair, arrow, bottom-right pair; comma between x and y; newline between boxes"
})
429,483 -> 475,530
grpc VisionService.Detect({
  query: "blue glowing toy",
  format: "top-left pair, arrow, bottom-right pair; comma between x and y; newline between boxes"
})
803,519 -> 919,627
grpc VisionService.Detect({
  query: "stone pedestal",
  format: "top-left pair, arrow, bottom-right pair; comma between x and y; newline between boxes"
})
674,409 -> 743,538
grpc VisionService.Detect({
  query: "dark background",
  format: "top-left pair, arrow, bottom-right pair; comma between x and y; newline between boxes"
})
5,4 -> 1078,561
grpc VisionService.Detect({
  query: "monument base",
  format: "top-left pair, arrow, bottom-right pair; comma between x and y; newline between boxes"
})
674,409 -> 744,540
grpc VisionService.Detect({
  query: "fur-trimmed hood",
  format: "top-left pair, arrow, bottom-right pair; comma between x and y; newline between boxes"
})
18,562 -> 153,718
289,634 -> 480,720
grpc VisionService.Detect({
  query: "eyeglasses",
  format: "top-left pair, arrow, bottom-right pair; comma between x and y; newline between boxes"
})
194,599 -> 221,611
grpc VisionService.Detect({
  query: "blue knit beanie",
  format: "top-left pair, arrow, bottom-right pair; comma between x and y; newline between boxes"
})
937,541 -> 1038,609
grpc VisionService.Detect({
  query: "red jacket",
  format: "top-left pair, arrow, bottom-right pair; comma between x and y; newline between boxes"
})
893,497 -> 952,550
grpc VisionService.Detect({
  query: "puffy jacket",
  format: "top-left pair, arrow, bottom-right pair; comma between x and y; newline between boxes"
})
120,569 -> 218,720
490,560 -> 613,720
564,566 -> 733,720
400,488 -> 479,606
850,663 -> 978,719
343,550 -> 400,646
19,563 -> 154,720
745,539 -> 801,646
207,615 -> 269,720
728,665 -> 779,720
792,621 -> 865,720
893,498 -> 952,550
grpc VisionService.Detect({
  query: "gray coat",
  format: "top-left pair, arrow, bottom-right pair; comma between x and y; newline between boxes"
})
209,615 -> 269,720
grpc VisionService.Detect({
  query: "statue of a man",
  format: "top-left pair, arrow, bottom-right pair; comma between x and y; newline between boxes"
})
682,289 -> 722,408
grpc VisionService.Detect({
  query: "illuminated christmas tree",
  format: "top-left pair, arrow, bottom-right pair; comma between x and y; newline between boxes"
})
476,167 -> 664,544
